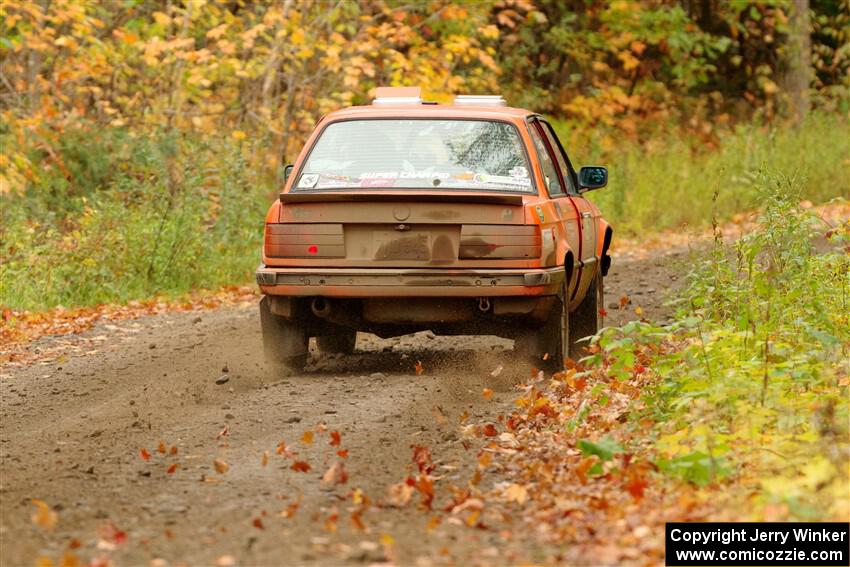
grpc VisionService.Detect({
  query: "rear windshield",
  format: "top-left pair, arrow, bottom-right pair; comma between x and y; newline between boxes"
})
294,119 -> 534,192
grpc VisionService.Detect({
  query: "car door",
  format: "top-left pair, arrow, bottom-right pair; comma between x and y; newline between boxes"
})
537,120 -> 598,304
527,118 -> 581,299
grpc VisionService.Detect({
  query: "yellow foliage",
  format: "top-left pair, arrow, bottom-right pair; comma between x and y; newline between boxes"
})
0,0 -> 504,188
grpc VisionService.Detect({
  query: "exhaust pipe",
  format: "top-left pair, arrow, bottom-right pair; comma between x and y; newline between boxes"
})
311,297 -> 332,318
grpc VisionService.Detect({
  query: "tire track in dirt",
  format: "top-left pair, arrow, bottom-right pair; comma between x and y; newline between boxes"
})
0,250 -> 685,566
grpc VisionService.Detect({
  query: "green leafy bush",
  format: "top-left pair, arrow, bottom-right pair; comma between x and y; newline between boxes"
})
1,129 -> 271,310
587,175 -> 848,517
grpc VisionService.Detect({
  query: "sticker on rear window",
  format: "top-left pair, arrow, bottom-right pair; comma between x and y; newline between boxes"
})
359,171 -> 399,179
298,173 -> 319,188
360,178 -> 396,188
510,166 -> 528,178
474,173 -> 531,187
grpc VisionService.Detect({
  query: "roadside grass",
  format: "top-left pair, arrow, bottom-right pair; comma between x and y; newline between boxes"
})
1,130 -> 271,311
2,115 -> 848,312
584,175 -> 849,518
465,177 -> 847,562
554,112 -> 850,235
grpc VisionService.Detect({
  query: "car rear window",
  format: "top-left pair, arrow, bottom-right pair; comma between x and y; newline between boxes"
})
293,119 -> 534,193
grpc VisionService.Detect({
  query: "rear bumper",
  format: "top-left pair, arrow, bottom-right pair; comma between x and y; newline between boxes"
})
256,266 -> 564,298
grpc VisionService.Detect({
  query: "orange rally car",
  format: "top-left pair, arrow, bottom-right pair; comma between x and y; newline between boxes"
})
257,87 -> 612,372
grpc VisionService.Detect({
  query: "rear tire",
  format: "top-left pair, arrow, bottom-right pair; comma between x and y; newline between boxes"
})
260,296 -> 308,374
316,331 -> 357,354
515,284 -> 570,371
569,274 -> 604,359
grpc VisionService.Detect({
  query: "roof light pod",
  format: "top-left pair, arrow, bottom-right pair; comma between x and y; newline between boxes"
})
453,95 -> 507,107
372,86 -> 423,106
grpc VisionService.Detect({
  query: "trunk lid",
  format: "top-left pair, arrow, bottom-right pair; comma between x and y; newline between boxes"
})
265,193 -> 540,268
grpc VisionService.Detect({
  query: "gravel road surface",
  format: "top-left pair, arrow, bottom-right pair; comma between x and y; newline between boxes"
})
0,251 -> 684,566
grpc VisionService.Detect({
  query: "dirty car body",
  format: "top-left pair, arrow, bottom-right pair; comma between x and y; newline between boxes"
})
257,88 -> 612,371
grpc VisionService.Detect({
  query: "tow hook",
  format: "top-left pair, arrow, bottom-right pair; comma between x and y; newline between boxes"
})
478,297 -> 491,312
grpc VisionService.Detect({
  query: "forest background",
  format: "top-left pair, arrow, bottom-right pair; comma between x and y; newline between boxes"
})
1,0 -> 848,310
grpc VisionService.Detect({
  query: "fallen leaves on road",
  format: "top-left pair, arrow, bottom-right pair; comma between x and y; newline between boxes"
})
329,430 -> 341,446
385,482 -> 414,507
291,460 -> 311,473
1,286 -> 259,366
97,522 -> 127,548
31,499 -> 58,530
213,459 -> 229,474
321,461 -> 348,485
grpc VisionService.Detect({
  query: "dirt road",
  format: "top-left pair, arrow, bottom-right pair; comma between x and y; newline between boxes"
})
0,251 -> 684,566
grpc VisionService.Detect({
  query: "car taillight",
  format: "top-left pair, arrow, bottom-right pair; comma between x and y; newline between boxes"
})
459,225 -> 541,259
265,224 -> 345,258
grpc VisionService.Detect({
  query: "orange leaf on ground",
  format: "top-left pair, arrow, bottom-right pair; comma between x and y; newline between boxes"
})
337,449 -> 349,458
625,470 -> 650,501
157,440 -> 166,454
322,461 -> 349,485
329,430 -> 341,446
351,510 -> 366,530
417,475 -> 435,509
482,388 -> 493,400
31,499 -> 58,530
301,431 -> 314,445
325,511 -> 339,532
478,452 -> 492,469
482,424 -> 498,437
213,459 -> 229,474
98,522 -> 127,545
412,445 -> 432,473
252,517 -> 264,530
280,502 -> 299,518
166,463 -> 178,474
261,450 -> 269,466
415,360 -> 424,375
385,482 -> 414,507
504,483 -> 528,504
575,456 -> 595,484
169,446 -> 178,455
291,460 -> 311,472
139,448 -> 151,461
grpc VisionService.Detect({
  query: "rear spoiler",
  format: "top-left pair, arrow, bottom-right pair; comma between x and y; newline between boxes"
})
279,191 -> 526,206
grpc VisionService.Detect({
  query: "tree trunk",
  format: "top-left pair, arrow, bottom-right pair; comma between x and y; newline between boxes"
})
784,0 -> 812,124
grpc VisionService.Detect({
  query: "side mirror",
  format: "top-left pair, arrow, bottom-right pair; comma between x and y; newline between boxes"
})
578,166 -> 607,192
283,164 -> 294,184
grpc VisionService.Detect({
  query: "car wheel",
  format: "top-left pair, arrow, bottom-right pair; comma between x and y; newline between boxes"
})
316,331 -> 357,354
515,282 -> 570,371
569,273 -> 603,359
259,296 -> 308,374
